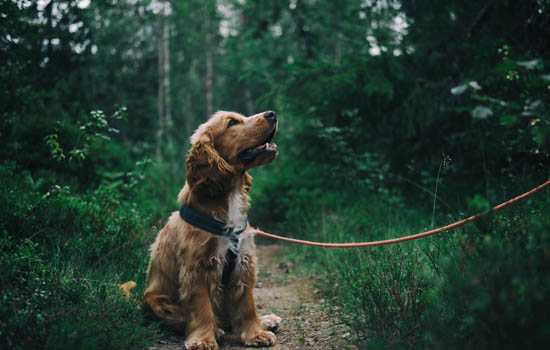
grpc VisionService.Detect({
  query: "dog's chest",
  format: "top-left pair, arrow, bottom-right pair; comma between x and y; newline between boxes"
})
214,188 -> 250,257
215,229 -> 254,260
226,187 -> 246,228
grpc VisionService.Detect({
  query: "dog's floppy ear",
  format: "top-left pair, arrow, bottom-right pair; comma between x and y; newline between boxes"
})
186,132 -> 235,196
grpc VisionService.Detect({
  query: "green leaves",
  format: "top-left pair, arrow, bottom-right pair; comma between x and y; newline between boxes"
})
43,107 -> 127,165
468,194 -> 491,213
499,114 -> 519,126
44,134 -> 66,161
517,58 -> 543,70
471,105 -> 493,119
451,81 -> 482,96
363,70 -> 394,100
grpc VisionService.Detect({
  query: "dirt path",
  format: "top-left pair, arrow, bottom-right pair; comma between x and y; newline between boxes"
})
151,244 -> 355,350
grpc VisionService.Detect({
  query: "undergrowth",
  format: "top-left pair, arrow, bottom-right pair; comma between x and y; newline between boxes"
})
0,161 -> 171,349
0,109 -> 186,349
256,180 -> 550,349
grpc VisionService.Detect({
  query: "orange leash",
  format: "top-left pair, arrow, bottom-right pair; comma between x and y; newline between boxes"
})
254,180 -> 550,248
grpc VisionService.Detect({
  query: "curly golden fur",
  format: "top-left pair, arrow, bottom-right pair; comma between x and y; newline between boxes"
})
143,111 -> 280,350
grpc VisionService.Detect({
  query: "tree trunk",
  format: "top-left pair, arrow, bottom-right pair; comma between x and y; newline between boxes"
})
156,14 -> 165,161
245,87 -> 254,116
204,3 -> 213,117
185,58 -> 196,138
45,0 -> 54,59
163,18 -> 173,154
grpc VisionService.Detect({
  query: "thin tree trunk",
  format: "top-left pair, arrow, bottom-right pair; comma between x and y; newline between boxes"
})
204,3 -> 213,117
185,58 -> 196,138
244,87 -> 254,116
334,33 -> 342,64
295,0 -> 313,59
45,0 -> 54,59
156,14 -> 165,161
163,18 -> 173,154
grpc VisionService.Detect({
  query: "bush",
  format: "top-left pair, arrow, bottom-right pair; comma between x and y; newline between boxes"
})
0,162 -> 165,350
420,202 -> 550,349
273,173 -> 550,349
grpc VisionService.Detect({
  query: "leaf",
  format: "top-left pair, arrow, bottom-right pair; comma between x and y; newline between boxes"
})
471,105 -> 493,119
527,99 -> 542,110
450,84 -> 467,95
505,101 -> 522,110
363,72 -> 394,100
468,81 -> 482,90
531,125 -> 549,146
495,59 -> 517,73
100,171 -> 125,180
517,58 -> 543,70
468,194 -> 490,213
522,100 -> 543,116
499,114 -> 519,126
96,133 -> 111,141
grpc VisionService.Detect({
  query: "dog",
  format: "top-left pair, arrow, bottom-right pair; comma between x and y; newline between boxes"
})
143,111 -> 280,350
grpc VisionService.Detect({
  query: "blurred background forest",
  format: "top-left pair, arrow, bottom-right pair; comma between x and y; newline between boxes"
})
1,0 -> 550,349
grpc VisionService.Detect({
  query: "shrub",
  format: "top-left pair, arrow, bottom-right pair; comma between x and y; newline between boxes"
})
0,162 -> 164,349
420,202 -> 550,349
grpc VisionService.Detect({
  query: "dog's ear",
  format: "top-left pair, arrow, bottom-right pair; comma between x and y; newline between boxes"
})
186,132 -> 235,195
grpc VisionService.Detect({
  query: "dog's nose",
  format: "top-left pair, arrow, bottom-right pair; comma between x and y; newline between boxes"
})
264,111 -> 276,120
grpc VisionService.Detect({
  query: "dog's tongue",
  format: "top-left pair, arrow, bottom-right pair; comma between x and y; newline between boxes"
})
253,143 -> 277,151
254,143 -> 267,151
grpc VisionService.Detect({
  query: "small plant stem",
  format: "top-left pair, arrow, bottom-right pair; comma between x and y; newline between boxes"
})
431,162 -> 443,228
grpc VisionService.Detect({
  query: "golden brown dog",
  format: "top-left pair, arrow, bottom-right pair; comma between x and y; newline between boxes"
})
143,111 -> 280,350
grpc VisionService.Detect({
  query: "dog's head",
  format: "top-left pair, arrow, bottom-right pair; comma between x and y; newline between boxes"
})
186,111 -> 278,195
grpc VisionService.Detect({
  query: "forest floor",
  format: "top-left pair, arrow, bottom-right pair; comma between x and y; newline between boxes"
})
150,243 -> 357,350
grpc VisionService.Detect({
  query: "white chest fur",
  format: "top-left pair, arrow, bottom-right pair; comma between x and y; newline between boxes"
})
215,183 -> 249,257
226,184 -> 246,229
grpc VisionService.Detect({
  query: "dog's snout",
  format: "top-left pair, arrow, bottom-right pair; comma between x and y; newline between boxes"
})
264,111 -> 276,121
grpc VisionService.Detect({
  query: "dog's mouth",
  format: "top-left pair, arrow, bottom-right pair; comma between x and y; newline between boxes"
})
238,127 -> 278,163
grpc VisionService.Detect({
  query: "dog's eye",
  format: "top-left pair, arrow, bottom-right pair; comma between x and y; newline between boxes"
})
228,119 -> 239,127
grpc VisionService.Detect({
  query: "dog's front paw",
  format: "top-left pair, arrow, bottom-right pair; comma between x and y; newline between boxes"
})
243,329 -> 276,347
185,338 -> 218,350
260,314 -> 281,332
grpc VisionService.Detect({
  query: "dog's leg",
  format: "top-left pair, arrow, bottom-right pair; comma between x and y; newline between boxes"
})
182,283 -> 218,350
227,253 -> 276,347
233,285 -> 276,347
142,292 -> 186,331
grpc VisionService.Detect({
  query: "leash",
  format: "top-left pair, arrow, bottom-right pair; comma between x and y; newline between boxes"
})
254,180 -> 550,248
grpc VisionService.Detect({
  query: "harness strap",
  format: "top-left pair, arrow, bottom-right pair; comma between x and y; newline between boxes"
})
222,234 -> 240,286
179,204 -> 247,286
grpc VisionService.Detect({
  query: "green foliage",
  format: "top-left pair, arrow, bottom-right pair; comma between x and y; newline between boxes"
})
0,230 -> 161,350
275,180 -> 550,349
452,49 -> 550,156
2,0 -> 550,348
0,161 -> 165,350
273,184 -> 426,347
421,203 -> 550,349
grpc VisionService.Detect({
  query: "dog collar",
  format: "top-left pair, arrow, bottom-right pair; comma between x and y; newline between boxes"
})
179,204 -> 248,237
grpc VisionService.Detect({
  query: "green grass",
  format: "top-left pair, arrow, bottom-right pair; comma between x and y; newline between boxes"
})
0,162 -> 174,350
2,153 -> 549,350
269,185 -> 550,349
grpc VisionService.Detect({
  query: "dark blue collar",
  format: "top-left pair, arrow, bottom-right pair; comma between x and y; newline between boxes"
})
179,204 -> 247,286
179,204 -> 248,237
